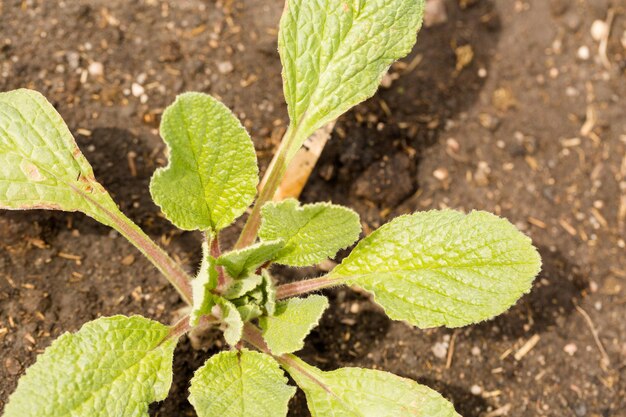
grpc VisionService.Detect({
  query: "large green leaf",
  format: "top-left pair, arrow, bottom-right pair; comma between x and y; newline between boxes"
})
329,210 -> 542,328
0,89 -> 119,225
279,0 -> 424,159
259,295 -> 329,355
150,92 -> 258,231
217,239 -> 285,279
189,350 -> 296,417
4,316 -> 178,417
282,355 -> 459,417
259,199 -> 361,266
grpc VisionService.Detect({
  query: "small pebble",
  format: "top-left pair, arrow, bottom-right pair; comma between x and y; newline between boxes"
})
470,385 -> 482,395
131,83 -> 145,97
432,342 -> 448,359
563,343 -> 578,356
217,61 -> 234,74
4,357 -> 21,375
576,45 -> 590,61
471,346 -> 481,356
433,168 -> 449,181
590,20 -> 608,42
88,61 -> 104,77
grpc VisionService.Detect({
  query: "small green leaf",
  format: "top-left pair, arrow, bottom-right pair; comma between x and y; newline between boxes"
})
282,355 -> 460,417
4,316 -> 178,417
261,270 -> 277,316
259,199 -> 361,266
189,350 -> 296,417
218,239 -> 285,279
279,0 -> 424,159
223,274 -> 264,299
150,92 -> 258,231
217,298 -> 244,346
260,295 -> 328,355
191,240 -> 218,325
0,89 -> 119,225
329,210 -> 542,328
237,303 -> 263,322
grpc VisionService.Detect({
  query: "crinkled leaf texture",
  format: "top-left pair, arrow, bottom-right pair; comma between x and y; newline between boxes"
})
329,210 -> 542,328
259,294 -> 329,355
0,89 -> 119,225
217,239 -> 285,279
282,355 -> 460,417
189,349 -> 296,417
150,92 -> 258,231
4,316 -> 178,417
217,298 -> 244,346
279,0 -> 424,158
259,199 -> 361,266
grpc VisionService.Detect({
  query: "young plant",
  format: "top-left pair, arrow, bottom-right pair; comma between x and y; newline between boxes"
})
0,0 -> 541,416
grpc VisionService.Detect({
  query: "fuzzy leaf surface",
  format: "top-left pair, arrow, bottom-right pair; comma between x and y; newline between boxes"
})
150,92 -> 258,231
259,295 -> 329,355
4,316 -> 177,417
259,199 -> 361,266
218,298 -> 244,346
189,350 -> 295,417
279,0 -> 424,158
329,210 -> 541,328
191,241 -> 218,325
218,239 -> 285,279
0,89 -> 119,224
283,355 -> 459,417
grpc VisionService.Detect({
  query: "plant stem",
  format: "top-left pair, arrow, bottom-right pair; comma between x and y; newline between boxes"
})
235,126 -> 295,249
275,275 -> 345,299
242,322 -> 271,353
103,206 -> 193,305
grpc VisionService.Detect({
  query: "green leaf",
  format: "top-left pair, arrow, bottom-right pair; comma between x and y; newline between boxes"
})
4,316 -> 178,417
261,270 -> 277,316
223,274 -> 264,299
282,355 -> 460,417
329,210 -> 542,328
0,89 -> 119,225
260,295 -> 328,355
259,199 -> 361,266
279,0 -> 424,159
191,240 -> 218,325
150,92 -> 258,231
218,239 -> 285,279
217,298 -> 244,346
189,350 -> 296,417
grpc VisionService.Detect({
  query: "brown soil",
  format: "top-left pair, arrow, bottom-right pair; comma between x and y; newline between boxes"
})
1,1 -> 625,416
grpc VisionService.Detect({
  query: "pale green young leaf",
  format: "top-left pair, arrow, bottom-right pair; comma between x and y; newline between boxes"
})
223,274 -> 264,299
0,89 -> 120,225
329,210 -> 542,328
189,350 -> 296,417
217,298 -> 244,346
150,92 -> 258,231
282,355 -> 460,417
217,239 -> 285,279
279,0 -> 424,159
259,199 -> 361,266
191,241 -> 218,325
260,295 -> 329,355
4,316 -> 178,417
261,270 -> 277,316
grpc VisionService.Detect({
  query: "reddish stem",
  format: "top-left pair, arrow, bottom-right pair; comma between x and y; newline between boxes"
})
275,276 -> 345,299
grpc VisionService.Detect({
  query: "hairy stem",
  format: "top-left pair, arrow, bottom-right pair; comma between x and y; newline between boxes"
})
103,206 -> 193,305
275,275 -> 345,299
236,126 -> 295,249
